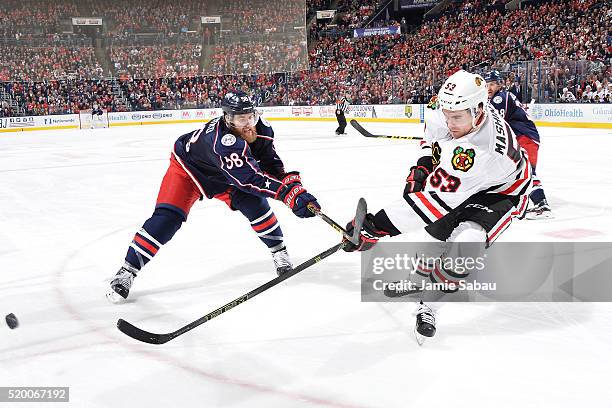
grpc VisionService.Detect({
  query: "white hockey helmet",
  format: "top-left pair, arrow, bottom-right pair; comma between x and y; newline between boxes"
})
437,70 -> 488,127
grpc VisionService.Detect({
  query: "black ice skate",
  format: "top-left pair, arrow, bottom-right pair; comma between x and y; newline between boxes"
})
525,199 -> 553,220
106,263 -> 138,303
414,301 -> 436,345
383,281 -> 422,297
272,247 -> 293,276
384,259 -> 430,297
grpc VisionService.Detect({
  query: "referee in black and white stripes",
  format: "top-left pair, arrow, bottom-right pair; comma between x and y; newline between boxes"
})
335,97 -> 349,135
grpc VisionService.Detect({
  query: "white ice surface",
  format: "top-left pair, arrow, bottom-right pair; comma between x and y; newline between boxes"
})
2,121 -> 612,407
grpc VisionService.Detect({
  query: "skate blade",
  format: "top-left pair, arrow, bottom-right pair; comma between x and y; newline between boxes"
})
384,288 -> 423,298
525,211 -> 554,220
414,326 -> 427,346
106,288 -> 127,304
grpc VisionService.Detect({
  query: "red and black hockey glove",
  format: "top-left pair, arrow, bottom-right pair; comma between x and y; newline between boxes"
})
280,171 -> 302,186
404,165 -> 430,195
343,213 -> 388,252
276,172 -> 320,218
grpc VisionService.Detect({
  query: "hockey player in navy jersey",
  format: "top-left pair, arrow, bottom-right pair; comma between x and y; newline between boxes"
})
484,70 -> 552,219
106,91 -> 320,302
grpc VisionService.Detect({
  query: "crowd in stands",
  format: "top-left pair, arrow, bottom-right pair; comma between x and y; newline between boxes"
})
2,79 -> 118,116
207,39 -> 307,75
218,0 -> 304,35
86,0 -> 209,36
0,0 -> 610,117
306,0 -> 332,21
0,45 -> 104,82
110,44 -> 201,79
335,0 -> 383,30
0,0 -> 77,38
114,74 -> 288,111
308,0 -> 384,41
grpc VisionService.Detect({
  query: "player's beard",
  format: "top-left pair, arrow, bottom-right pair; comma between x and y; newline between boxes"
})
234,125 -> 257,143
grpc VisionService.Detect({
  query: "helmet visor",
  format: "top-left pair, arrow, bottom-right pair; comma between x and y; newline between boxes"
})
227,112 -> 259,128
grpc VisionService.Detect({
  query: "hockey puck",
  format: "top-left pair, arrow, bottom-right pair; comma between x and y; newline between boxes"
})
5,313 -> 19,329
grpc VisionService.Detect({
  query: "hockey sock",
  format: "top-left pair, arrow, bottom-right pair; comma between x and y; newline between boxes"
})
248,208 -> 285,252
529,167 -> 547,204
232,193 -> 285,252
125,207 -> 184,270
529,178 -> 547,205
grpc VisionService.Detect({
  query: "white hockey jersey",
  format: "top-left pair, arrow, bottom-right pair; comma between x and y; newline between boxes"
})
420,105 -> 532,199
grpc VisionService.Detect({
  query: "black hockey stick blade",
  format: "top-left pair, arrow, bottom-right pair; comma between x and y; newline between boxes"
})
349,119 -> 375,137
308,198 -> 366,245
350,119 -> 423,140
117,199 -> 367,344
117,318 -> 173,344
351,197 -> 367,244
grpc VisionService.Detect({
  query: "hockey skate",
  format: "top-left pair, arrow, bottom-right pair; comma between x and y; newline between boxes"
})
414,301 -> 436,345
384,259 -> 431,297
272,247 -> 293,276
525,199 -> 553,220
384,281 -> 423,297
106,263 -> 138,303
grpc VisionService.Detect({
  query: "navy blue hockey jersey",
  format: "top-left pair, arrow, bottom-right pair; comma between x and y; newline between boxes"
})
489,89 -> 539,142
173,116 -> 286,199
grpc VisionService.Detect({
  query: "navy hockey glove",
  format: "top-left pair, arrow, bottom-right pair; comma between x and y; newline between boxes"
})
404,165 -> 430,195
343,213 -> 388,252
277,183 -> 320,218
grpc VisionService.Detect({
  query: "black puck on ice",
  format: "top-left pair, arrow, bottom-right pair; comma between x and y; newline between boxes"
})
5,313 -> 19,329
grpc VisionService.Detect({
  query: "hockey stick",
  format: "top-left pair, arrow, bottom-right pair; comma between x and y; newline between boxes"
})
117,198 -> 367,344
308,203 -> 360,244
350,119 -> 423,140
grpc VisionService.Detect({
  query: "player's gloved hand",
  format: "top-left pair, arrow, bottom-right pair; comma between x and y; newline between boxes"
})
404,165 -> 430,195
343,213 -> 388,252
280,171 -> 302,186
277,182 -> 320,218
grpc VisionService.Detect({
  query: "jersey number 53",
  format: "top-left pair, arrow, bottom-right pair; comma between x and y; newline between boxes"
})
429,168 -> 461,192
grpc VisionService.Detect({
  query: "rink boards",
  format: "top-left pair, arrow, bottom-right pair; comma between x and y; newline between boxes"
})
1,103 -> 611,133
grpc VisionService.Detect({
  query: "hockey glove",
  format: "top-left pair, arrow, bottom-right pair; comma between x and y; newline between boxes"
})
404,165 -> 430,195
277,183 -> 320,218
343,213 -> 388,252
280,171 -> 302,186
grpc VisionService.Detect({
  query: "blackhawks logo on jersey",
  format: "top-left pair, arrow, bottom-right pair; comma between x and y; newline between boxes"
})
451,146 -> 475,172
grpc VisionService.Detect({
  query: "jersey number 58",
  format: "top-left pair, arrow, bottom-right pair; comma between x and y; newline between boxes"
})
224,153 -> 244,169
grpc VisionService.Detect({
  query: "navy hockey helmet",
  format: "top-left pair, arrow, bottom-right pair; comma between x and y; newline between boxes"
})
221,90 -> 258,128
484,70 -> 503,83
221,91 -> 256,115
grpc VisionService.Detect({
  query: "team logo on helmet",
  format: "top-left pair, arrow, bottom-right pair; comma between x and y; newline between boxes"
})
475,77 -> 483,87
221,134 -> 236,146
427,95 -> 439,110
451,146 -> 475,172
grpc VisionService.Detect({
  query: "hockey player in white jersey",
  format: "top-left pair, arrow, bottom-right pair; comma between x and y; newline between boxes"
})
343,70 -> 532,342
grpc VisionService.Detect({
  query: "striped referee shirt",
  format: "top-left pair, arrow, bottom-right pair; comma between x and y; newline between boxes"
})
336,98 -> 349,113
